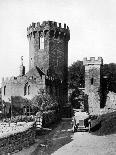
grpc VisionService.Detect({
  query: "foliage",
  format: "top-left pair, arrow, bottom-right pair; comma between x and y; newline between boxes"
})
102,63 -> 116,93
31,94 -> 59,111
69,88 -> 88,112
68,60 -> 85,89
42,110 -> 58,127
69,88 -> 80,108
32,94 -> 60,127
100,63 -> 116,107
91,111 -> 116,135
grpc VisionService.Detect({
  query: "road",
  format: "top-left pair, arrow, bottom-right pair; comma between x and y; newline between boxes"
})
53,132 -> 116,155
14,120 -> 116,155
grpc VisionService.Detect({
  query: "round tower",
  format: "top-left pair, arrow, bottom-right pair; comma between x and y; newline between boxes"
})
27,21 -> 70,104
27,21 -> 70,74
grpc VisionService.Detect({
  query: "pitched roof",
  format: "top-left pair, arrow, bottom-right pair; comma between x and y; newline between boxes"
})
25,66 -> 45,78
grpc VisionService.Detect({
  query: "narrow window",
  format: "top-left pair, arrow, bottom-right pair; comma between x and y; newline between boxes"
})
40,37 -> 44,49
28,85 -> 30,95
4,86 -> 6,96
24,83 -> 28,95
91,78 -> 94,85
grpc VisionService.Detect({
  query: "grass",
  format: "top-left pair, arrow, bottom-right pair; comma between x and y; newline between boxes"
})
91,111 -> 116,136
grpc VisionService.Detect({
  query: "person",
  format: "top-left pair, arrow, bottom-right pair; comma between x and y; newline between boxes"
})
35,110 -> 43,129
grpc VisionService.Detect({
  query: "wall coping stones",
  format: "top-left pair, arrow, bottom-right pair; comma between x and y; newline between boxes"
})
0,121 -> 34,139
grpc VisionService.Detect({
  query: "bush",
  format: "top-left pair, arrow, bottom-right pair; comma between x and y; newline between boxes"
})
42,110 -> 58,127
31,94 -> 60,127
31,94 -> 59,111
91,111 -> 116,135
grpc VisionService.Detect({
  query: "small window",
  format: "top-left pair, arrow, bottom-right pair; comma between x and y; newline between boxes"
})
4,86 -> 6,96
91,78 -> 94,85
40,37 -> 44,49
28,85 -> 30,95
24,83 -> 28,95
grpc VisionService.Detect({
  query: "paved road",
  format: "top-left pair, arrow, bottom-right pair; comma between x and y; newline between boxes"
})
14,120 -> 116,155
53,132 -> 116,155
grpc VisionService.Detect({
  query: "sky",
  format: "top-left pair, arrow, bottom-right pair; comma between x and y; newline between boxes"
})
0,0 -> 116,85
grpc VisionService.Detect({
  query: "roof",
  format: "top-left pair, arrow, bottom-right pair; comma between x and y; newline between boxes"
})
25,66 -> 45,79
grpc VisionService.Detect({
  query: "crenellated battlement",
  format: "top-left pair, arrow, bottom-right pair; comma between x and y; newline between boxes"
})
27,21 -> 70,41
83,57 -> 103,66
2,76 -> 22,84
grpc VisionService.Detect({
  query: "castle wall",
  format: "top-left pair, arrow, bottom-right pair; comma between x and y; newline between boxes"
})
2,74 -> 45,102
1,21 -> 70,112
27,21 -> 70,105
28,31 -> 49,73
34,31 -> 49,74
49,39 -> 66,78
83,57 -> 103,115
0,124 -> 35,154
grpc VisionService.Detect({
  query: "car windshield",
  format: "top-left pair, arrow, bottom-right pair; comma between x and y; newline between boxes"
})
74,112 -> 89,120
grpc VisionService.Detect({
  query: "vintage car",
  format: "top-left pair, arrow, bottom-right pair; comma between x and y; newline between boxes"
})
72,110 -> 91,132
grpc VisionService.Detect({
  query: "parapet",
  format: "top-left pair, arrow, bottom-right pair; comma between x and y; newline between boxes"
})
83,57 -> 103,66
27,21 -> 70,41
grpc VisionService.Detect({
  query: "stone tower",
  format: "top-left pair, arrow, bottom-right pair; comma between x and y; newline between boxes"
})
27,21 -> 70,103
83,57 -> 103,115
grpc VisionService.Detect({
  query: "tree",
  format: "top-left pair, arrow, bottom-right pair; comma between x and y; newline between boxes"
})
68,60 -> 85,89
102,63 -> 116,93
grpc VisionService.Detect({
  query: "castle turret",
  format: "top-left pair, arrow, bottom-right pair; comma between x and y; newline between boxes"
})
27,21 -> 70,104
20,56 -> 25,76
83,57 -> 103,115
27,21 -> 70,74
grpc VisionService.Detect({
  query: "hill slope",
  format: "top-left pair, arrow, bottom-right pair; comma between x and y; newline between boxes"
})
91,111 -> 116,135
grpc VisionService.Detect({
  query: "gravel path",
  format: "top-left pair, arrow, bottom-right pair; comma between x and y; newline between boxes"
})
53,132 -> 116,155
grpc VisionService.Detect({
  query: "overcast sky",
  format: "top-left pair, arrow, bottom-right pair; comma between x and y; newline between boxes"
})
0,0 -> 116,84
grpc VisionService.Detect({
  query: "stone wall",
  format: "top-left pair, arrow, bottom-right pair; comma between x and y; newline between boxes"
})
83,57 -> 103,115
2,71 -> 45,102
27,21 -> 70,105
49,39 -> 68,104
27,21 -> 70,75
2,21 -> 70,114
0,125 -> 35,154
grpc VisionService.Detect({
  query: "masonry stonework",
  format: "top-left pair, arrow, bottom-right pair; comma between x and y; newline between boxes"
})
0,124 -> 35,154
83,57 -> 103,115
2,21 -> 70,109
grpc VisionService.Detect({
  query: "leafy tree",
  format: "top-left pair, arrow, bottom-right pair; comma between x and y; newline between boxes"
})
31,94 -> 59,111
69,88 -> 80,108
68,60 -> 85,89
102,63 -> 116,93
